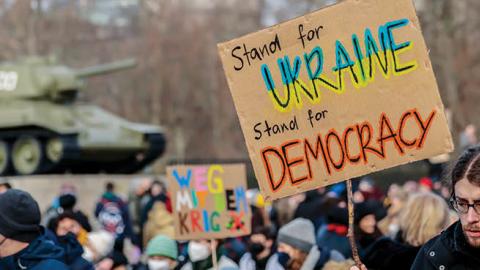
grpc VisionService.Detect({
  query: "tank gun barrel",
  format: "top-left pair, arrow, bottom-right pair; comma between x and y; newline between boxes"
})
75,58 -> 136,78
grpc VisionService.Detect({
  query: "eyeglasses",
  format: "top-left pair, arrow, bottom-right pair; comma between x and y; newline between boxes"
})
450,197 -> 480,214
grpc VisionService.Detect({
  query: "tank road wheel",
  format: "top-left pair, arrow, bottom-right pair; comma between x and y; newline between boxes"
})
12,137 -> 45,175
0,140 -> 11,175
46,137 -> 63,163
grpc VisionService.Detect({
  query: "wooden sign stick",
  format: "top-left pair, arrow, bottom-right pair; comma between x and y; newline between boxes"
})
346,179 -> 363,268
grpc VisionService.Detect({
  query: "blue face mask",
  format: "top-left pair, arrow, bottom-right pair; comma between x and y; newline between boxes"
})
276,252 -> 290,267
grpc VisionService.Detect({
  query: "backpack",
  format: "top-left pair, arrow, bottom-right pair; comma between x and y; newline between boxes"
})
98,199 -> 125,236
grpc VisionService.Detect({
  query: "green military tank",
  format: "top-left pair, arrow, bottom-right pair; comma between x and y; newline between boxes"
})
0,57 -> 166,176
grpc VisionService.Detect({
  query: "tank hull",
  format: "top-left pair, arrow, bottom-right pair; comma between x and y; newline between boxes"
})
0,100 -> 166,175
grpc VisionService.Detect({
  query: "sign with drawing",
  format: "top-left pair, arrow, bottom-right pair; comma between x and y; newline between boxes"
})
167,164 -> 251,240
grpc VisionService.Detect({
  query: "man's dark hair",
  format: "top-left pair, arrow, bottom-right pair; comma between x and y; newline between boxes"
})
451,145 -> 480,195
106,182 -> 114,192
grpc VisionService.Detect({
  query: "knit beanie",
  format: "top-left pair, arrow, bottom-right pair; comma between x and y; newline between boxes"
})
327,206 -> 348,226
146,235 -> 178,260
59,194 -> 77,210
277,218 -> 316,253
354,200 -> 384,224
0,189 -> 41,242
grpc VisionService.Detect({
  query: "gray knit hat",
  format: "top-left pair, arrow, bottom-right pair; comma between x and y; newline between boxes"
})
277,218 -> 316,253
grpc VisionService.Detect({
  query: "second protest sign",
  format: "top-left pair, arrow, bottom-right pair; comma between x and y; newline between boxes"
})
167,164 -> 251,240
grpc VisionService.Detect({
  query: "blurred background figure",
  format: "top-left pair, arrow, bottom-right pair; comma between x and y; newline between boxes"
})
273,218 -> 344,270
418,177 -> 434,193
49,211 -> 94,270
42,183 -> 79,227
378,184 -> 409,237
95,182 -> 134,241
129,177 -> 153,240
177,239 -> 238,270
361,192 -> 450,270
141,179 -> 174,247
46,193 -> 92,233
354,201 -> 385,254
84,231 -> 116,263
355,178 -> 384,202
95,250 -> 129,270
402,181 -> 419,194
316,198 -> 351,259
247,189 -> 271,229
293,188 -> 326,231
239,226 -> 276,270
460,124 -> 477,149
138,235 -> 178,270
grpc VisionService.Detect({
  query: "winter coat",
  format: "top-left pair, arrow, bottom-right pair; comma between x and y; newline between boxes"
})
411,221 -> 480,270
265,246 -> 344,270
361,233 -> 420,270
57,233 -> 94,270
316,224 -> 352,258
239,252 -> 272,270
179,255 -> 239,270
0,234 -> 69,270
142,200 -> 175,246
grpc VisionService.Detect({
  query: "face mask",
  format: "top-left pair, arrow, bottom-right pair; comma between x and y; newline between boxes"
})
188,241 -> 211,262
276,252 -> 290,268
249,242 -> 265,257
148,259 -> 170,270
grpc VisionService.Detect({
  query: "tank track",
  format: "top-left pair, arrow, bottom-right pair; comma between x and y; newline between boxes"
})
0,128 -> 165,176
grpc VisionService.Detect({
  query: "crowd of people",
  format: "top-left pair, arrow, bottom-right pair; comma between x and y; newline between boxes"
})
0,144 -> 479,270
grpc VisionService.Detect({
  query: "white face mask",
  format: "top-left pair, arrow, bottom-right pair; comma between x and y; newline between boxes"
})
148,259 -> 170,270
188,241 -> 211,262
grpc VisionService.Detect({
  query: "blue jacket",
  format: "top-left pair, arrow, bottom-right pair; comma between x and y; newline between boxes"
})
57,233 -> 94,270
0,234 -> 69,270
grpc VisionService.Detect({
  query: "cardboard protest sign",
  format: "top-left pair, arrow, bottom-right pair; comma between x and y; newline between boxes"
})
218,0 -> 453,201
167,164 -> 251,240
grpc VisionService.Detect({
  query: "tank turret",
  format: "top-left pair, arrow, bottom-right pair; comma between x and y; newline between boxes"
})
0,57 -> 136,102
0,57 -> 165,176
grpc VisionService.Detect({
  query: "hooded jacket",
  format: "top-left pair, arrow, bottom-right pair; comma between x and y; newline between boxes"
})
0,234 -> 69,270
411,221 -> 480,270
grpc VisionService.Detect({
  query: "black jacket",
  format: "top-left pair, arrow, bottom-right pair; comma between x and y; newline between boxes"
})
362,233 -> 420,270
411,221 -> 480,270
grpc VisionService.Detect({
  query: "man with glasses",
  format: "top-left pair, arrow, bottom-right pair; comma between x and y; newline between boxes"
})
411,145 -> 480,269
